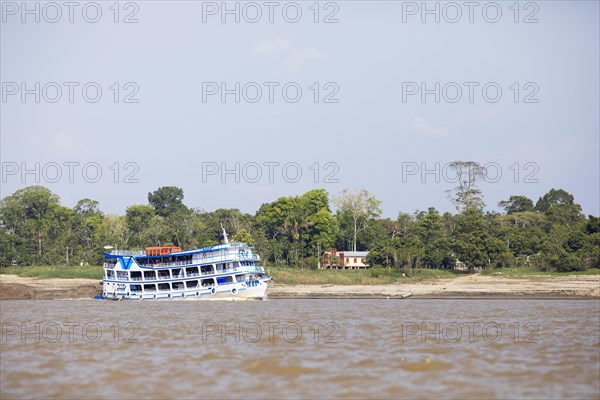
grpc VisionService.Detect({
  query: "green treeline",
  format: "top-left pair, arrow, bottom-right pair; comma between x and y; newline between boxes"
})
1,164 -> 598,272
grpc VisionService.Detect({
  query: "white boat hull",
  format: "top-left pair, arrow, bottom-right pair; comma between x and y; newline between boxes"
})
102,279 -> 269,301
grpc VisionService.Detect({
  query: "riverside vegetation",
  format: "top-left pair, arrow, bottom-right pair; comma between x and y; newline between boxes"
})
0,265 -> 598,285
0,264 -> 463,284
1,162 -> 599,278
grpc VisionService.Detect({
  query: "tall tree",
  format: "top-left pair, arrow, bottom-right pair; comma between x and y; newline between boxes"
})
535,188 -> 583,225
72,199 -> 104,264
534,188 -> 575,213
416,208 -> 453,268
0,186 -> 66,264
148,186 -> 188,217
445,161 -> 486,212
498,195 -> 535,214
333,189 -> 382,251
125,204 -> 155,247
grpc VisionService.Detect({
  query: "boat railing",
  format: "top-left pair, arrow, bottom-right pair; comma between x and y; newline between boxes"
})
108,249 -> 146,256
120,265 -> 265,281
140,253 -> 260,270
216,268 -> 239,274
241,266 -> 265,274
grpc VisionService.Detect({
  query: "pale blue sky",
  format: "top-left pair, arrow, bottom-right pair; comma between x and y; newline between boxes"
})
1,1 -> 599,217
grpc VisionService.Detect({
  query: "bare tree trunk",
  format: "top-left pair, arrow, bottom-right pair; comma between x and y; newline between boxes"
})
353,219 -> 358,252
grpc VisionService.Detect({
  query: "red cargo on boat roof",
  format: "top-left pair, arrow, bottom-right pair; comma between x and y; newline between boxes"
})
145,246 -> 182,256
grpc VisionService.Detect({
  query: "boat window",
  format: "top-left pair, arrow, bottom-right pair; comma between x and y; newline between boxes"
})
157,283 -> 170,291
143,284 -> 156,292
172,268 -> 184,278
186,267 -> 199,277
186,280 -> 199,289
144,271 -> 156,280
217,276 -> 234,285
172,282 -> 185,291
130,285 -> 142,293
106,270 -> 115,279
201,278 -> 215,287
130,271 -> 142,281
117,271 -> 129,281
158,270 -> 170,279
201,265 -> 214,275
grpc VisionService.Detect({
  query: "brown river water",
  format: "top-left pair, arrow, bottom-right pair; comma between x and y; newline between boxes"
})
1,299 -> 599,399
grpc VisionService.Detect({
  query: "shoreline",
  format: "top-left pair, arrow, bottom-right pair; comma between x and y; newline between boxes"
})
1,273 -> 598,300
0,275 -> 103,300
268,274 -> 600,299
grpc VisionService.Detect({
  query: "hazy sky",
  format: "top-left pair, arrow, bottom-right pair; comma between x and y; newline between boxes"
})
2,1 -> 599,217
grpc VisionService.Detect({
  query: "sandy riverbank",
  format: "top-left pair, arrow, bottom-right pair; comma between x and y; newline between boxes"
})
1,273 -> 598,300
0,275 -> 102,300
268,274 -> 600,299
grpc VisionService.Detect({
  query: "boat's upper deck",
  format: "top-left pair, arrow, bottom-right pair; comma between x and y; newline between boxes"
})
103,242 -> 260,270
106,242 -> 253,257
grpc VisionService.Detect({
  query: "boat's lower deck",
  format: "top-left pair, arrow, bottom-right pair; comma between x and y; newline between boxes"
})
101,278 -> 269,301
